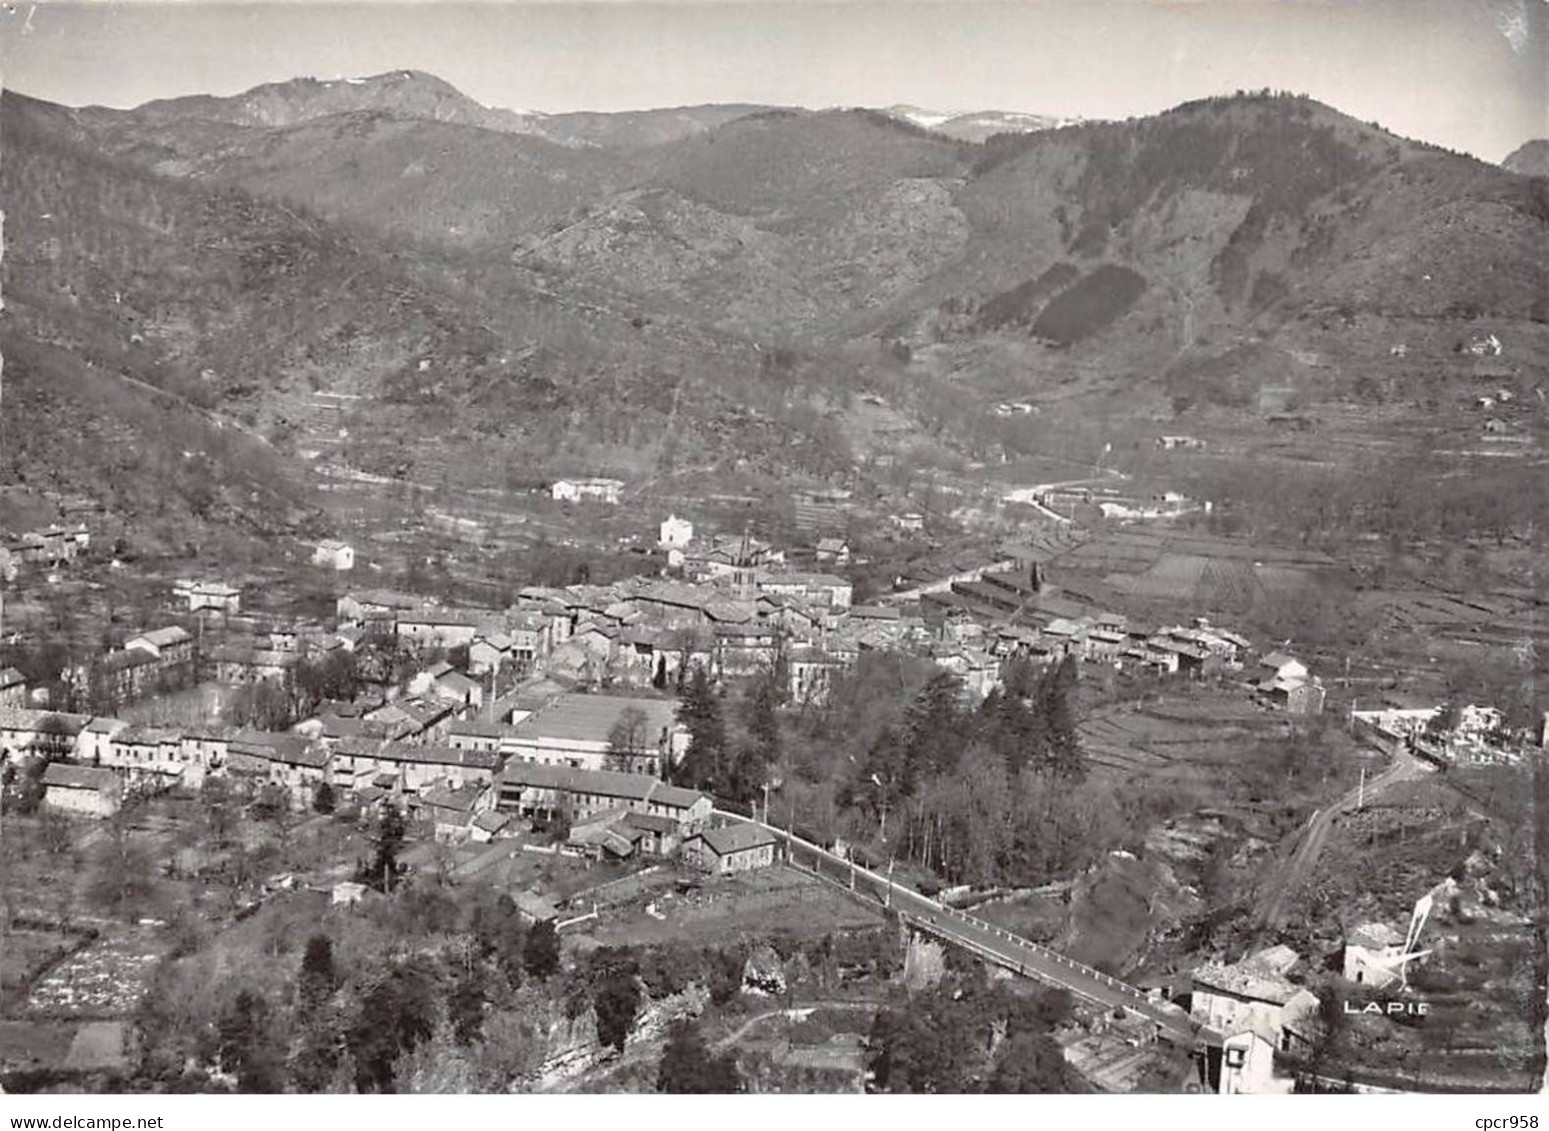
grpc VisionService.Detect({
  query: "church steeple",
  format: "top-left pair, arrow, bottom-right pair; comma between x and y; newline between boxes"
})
730,522 -> 757,599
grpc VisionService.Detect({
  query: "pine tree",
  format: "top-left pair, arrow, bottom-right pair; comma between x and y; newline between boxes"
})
312,781 -> 336,815
675,665 -> 727,793
657,1019 -> 743,1092
1039,656 -> 1085,780
447,964 -> 487,1046
593,969 -> 642,1054
297,934 -> 337,1014
360,803 -> 406,892
522,919 -> 560,980
902,671 -> 965,787
217,988 -> 284,1093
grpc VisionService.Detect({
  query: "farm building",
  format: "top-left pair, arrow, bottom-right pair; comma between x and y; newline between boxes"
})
41,762 -> 123,818
551,477 -> 624,504
1342,922 -> 1409,990
175,579 -> 241,613
683,823 -> 779,874
312,539 -> 355,571
122,626 -> 194,666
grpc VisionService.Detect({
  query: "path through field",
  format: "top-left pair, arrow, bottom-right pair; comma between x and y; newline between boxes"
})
1252,748 -> 1427,936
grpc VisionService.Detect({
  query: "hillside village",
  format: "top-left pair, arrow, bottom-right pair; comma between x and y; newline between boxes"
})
0,26 -> 1544,1101
2,486 -> 1544,1096
5,511 -> 1345,830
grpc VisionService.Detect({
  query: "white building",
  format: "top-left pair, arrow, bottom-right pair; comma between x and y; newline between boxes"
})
312,539 -> 355,571
551,477 -> 624,505
175,579 -> 241,613
1217,1026 -> 1292,1094
1342,922 -> 1408,990
658,515 -> 694,549
501,693 -> 688,775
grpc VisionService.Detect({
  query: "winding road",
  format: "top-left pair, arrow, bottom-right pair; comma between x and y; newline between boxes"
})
1253,749 -> 1427,935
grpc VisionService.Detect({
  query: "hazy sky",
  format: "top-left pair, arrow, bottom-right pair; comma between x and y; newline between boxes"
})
2,0 -> 1544,161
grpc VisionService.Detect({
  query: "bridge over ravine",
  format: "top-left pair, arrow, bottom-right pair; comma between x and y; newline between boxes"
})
712,810 -> 1220,1050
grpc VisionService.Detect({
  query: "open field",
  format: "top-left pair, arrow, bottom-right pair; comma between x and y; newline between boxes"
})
577,867 -> 884,950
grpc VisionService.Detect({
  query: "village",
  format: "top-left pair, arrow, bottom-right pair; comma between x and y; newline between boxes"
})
1,476 -> 1542,1095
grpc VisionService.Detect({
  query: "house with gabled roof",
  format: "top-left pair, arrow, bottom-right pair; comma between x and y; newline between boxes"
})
175,579 -> 240,613
395,608 -> 497,650
469,633 -> 513,675
0,708 -> 91,759
503,693 -> 685,775
338,740 -> 501,796
0,666 -> 27,709
683,823 -> 779,874
124,625 -> 194,666
419,782 -> 492,843
470,808 -> 513,843
337,589 -> 428,628
363,695 -> 457,743
1189,951 -> 1319,1054
497,762 -> 710,830
41,762 -> 122,819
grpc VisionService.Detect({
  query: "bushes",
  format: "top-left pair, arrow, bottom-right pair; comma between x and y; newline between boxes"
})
976,264 -> 1081,330
1030,265 -> 1148,346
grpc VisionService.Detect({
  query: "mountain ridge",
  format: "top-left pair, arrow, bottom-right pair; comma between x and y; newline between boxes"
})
4,76 -> 1545,553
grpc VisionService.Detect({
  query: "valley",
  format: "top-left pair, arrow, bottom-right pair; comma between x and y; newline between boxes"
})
0,67 -> 1543,1099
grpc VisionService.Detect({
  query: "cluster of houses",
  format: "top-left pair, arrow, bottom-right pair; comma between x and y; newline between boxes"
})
11,506 -> 1327,887
175,578 -> 242,614
916,562 -> 1320,715
77,624 -> 197,701
1029,484 -> 1208,524
550,477 -> 624,505
8,686 -> 778,874
1188,913 -> 1431,1094
1,523 -> 91,578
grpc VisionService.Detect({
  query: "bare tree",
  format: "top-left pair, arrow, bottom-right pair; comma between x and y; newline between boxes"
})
607,705 -> 652,772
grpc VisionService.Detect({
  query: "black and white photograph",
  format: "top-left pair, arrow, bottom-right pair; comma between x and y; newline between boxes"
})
0,0 -> 1545,1106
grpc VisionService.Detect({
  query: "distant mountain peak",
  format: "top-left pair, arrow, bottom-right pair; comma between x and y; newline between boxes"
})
1502,138 -> 1549,176
129,69 -> 546,136
878,104 -> 1079,142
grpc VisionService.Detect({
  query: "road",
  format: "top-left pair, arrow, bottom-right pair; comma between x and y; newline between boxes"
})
716,811 -> 1216,1049
1254,749 -> 1427,934
711,1001 -> 877,1054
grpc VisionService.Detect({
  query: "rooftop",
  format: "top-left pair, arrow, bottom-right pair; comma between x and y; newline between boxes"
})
129,626 -> 192,648
500,762 -> 704,810
1192,961 -> 1299,1005
0,708 -> 92,735
1350,922 -> 1406,949
378,742 -> 501,770
696,823 -> 779,856
41,762 -> 120,791
513,694 -> 679,747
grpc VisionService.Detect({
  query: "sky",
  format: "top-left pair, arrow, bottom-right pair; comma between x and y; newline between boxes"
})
1,0 -> 1545,161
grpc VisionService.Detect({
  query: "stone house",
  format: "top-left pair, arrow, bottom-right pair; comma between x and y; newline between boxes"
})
41,763 -> 122,819
683,823 -> 778,874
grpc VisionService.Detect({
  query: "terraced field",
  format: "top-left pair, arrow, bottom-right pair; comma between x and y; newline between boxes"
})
1076,691 -> 1287,781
